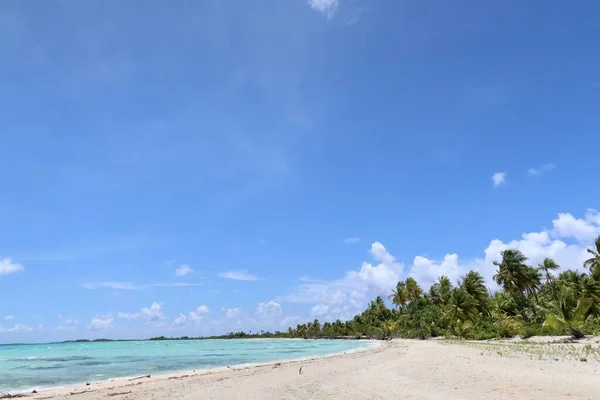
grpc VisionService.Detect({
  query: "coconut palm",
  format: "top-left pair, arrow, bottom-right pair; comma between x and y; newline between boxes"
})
488,291 -> 518,317
584,236 -> 600,280
460,270 -> 489,314
493,249 -> 531,322
451,319 -> 475,339
538,258 -> 560,299
542,293 -> 591,339
444,287 -> 479,324
429,275 -> 453,306
389,281 -> 408,309
523,266 -> 542,311
405,277 -> 423,303
380,320 -> 396,337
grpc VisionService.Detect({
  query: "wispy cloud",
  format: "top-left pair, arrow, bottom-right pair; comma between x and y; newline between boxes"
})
56,315 -> 78,332
218,271 -> 263,281
4,315 -> 15,321
150,282 -> 203,288
0,258 -> 24,276
308,0 -> 339,19
82,281 -> 203,290
14,236 -> 145,263
492,172 -> 507,187
343,237 -> 360,244
175,264 -> 195,277
83,281 -> 138,290
0,324 -> 34,333
528,163 -> 556,176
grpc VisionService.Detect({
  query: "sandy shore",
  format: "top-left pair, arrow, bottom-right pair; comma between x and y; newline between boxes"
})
23,337 -> 600,400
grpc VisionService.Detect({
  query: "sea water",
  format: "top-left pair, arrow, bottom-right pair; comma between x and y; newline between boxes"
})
0,339 -> 373,393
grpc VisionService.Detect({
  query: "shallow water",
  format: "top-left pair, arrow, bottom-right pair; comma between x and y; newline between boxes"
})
0,339 -> 372,392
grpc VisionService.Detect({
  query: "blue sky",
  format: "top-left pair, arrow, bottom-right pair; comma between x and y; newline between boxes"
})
1,0 -> 599,343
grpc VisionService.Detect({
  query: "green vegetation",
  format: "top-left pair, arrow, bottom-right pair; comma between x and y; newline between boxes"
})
286,236 -> 600,340
63,237 -> 600,344
148,331 -> 291,341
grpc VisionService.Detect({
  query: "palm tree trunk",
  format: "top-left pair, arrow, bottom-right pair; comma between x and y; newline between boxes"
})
510,292 -> 529,323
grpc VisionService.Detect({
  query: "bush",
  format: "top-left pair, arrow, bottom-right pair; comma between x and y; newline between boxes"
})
518,323 -> 566,339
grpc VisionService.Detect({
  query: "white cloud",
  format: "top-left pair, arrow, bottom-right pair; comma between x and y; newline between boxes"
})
551,210 -> 600,242
492,172 -> 507,187
173,313 -> 187,326
88,315 -> 114,331
56,317 -> 78,332
4,315 -> 15,321
83,282 -> 138,290
150,282 -> 203,287
218,271 -> 263,281
0,324 -> 34,333
410,210 -> 600,289
58,315 -> 78,325
175,264 -> 194,277
117,302 -> 165,321
0,258 -> 24,276
344,237 -> 360,244
83,281 -> 203,290
189,305 -> 210,323
310,304 -> 329,316
280,242 -> 403,314
528,163 -> 556,176
256,301 -> 282,319
281,315 -> 304,328
225,307 -> 242,319
279,209 -> 600,322
308,0 -> 339,19
56,315 -> 79,332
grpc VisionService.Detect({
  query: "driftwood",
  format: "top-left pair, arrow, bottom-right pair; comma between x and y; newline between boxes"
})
108,391 -> 132,397
0,394 -> 26,399
128,375 -> 150,381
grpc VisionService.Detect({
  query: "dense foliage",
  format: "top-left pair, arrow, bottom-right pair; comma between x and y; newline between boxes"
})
286,236 -> 600,340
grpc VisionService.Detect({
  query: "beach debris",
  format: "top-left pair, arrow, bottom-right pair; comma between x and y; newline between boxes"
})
86,383 -> 91,386
273,362 -> 282,368
32,391 -> 37,394
0,393 -> 27,399
299,366 -> 304,375
70,390 -> 92,396
108,391 -> 133,397
128,375 -> 150,381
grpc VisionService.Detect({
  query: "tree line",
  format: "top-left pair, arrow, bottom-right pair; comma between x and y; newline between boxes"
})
286,236 -> 600,340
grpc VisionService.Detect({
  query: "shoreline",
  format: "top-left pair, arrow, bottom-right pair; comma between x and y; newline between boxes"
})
7,337 -> 600,399
6,340 -> 382,397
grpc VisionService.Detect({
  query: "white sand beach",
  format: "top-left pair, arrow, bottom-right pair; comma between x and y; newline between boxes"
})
25,337 -> 600,400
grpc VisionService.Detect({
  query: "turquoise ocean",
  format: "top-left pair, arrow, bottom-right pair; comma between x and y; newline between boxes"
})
0,339 -> 373,393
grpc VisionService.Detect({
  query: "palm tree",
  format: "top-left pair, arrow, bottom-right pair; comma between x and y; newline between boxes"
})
460,270 -> 489,314
429,275 -> 453,306
405,277 -> 423,303
542,293 -> 591,339
389,281 -> 408,309
444,287 -> 479,324
538,258 -> 560,299
570,274 -> 600,317
584,236 -> 600,280
493,249 -> 531,322
489,291 -> 518,317
523,266 -> 542,311
380,320 -> 396,338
